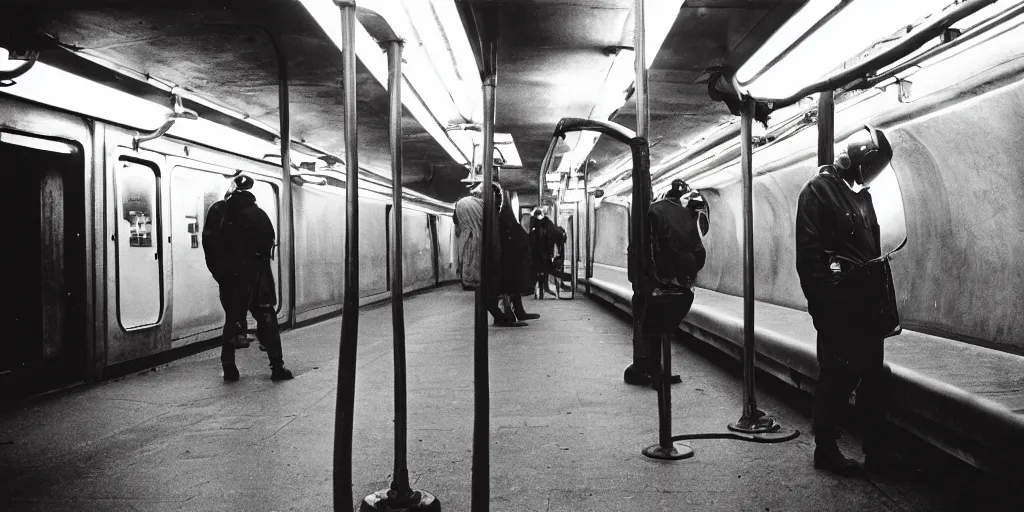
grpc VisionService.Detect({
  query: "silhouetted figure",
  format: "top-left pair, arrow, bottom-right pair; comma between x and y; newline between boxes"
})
203,175 -> 293,382
624,179 -> 705,387
796,127 -> 902,477
530,209 -> 562,298
498,189 -> 539,321
457,183 -> 526,327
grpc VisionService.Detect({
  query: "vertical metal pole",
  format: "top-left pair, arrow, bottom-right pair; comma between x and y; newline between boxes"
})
584,159 -> 592,293
386,39 -> 412,500
634,0 -> 649,139
333,1 -> 358,510
360,28 -> 439,512
274,34 -> 297,330
658,332 -> 672,446
818,90 -> 835,166
570,213 -> 577,298
740,99 -> 756,420
726,97 -> 783,435
472,73 -> 496,512
628,0 -> 653,378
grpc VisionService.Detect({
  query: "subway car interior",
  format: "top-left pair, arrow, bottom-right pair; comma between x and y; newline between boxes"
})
1,0 -> 1023,510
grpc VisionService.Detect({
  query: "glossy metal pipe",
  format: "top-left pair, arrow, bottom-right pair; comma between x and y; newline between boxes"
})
817,90 -> 835,166
630,0 -> 653,377
583,159 -> 592,293
386,39 -> 414,501
570,212 -> 577,298
740,0 -> 994,108
724,106 -> 792,438
273,33 -> 297,330
472,73 -> 496,512
634,0 -> 649,139
333,1 -> 358,510
739,98 -> 758,421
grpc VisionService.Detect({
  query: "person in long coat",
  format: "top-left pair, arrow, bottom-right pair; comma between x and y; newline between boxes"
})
455,183 -> 525,326
497,188 -> 539,321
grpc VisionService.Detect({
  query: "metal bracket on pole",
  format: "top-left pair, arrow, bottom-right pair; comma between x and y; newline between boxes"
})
726,97 -> 798,442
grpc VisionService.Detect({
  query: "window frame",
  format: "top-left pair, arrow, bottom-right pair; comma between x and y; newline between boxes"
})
112,153 -> 166,332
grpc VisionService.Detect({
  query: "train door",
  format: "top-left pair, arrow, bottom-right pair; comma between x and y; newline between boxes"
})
168,166 -> 230,342
0,131 -> 86,395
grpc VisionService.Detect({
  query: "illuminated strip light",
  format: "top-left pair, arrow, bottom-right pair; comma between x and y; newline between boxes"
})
300,0 -> 471,165
735,0 -> 965,100
165,116 -> 282,159
426,0 -> 484,121
0,131 -> 75,154
352,13 -> 470,165
0,61 -> 169,130
565,1 -> 683,180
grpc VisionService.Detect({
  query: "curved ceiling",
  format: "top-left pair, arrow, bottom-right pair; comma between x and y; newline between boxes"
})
0,0 -> 804,203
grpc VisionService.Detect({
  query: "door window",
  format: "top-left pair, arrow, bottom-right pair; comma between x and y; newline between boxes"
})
116,158 -> 163,328
169,167 -> 231,336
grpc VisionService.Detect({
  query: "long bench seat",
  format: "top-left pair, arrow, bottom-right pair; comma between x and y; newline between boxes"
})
586,263 -> 1024,475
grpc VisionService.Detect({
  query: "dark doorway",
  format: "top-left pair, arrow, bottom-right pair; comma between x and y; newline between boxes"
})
0,132 -> 86,402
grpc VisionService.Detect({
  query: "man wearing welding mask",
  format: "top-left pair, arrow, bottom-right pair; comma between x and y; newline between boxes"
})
796,127 -> 903,476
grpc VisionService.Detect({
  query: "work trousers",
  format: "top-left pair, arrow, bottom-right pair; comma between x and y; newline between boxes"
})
219,267 -> 283,367
810,306 -> 889,455
632,290 -> 694,376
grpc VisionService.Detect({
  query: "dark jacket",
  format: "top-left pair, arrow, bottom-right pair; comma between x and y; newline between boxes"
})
645,196 -> 706,291
498,194 -> 534,295
796,168 -> 881,315
530,216 -> 562,273
202,199 -> 228,281
203,191 -> 277,302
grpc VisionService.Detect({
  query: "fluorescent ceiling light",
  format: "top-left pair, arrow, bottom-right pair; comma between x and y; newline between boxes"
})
735,0 -> 843,86
299,0 -> 474,165
0,132 -> 75,154
298,0 -> 346,51
165,116 -> 281,159
565,1 -> 682,180
1,61 -> 170,130
642,1 -> 685,69
737,0 -> 956,100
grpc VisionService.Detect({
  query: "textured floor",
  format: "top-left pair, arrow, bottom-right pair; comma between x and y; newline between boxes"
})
0,285 -> 1007,511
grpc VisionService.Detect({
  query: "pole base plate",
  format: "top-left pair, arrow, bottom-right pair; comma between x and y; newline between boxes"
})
642,442 -> 694,461
738,426 -> 800,443
728,409 -> 781,434
360,489 -> 440,512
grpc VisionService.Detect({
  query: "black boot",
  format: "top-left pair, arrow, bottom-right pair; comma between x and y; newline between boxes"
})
270,365 -> 294,381
623,364 -> 681,386
494,317 -> 528,327
814,443 -> 863,476
223,363 -> 240,382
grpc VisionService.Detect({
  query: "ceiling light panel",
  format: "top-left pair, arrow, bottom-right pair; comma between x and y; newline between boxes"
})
738,0 -> 955,100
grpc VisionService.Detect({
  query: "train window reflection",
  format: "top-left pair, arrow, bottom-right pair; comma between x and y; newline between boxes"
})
116,158 -> 162,329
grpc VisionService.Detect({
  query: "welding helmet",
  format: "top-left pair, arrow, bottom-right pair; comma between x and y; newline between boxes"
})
835,126 -> 893,185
